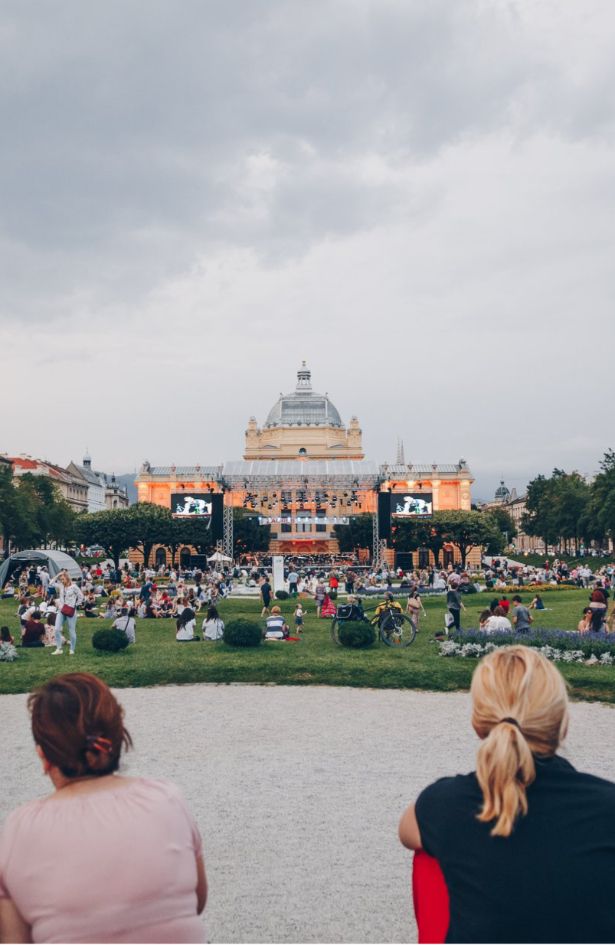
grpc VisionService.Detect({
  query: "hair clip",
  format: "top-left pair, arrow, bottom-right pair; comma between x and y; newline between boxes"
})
85,735 -> 113,754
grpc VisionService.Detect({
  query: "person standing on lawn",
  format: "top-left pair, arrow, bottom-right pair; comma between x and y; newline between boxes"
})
50,571 -> 84,656
446,581 -> 466,632
260,576 -> 272,616
511,595 -> 533,634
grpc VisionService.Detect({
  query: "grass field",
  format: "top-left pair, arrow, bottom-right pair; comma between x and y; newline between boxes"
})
2,590 -> 615,702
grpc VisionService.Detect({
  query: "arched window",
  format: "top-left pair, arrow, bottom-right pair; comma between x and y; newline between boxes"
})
155,547 -> 167,567
180,547 -> 191,567
298,447 -> 307,455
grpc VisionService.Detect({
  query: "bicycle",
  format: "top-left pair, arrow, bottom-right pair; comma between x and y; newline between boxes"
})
330,601 -> 417,648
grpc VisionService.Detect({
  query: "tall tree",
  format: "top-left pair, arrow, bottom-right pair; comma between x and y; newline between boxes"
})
233,509 -> 270,556
18,472 -> 76,548
76,508 -> 139,568
334,514 -> 373,554
436,510 -> 500,568
522,475 -> 558,554
487,507 -> 517,545
589,449 -> 615,546
549,470 -> 591,554
126,503 -> 175,567
0,466 -> 40,553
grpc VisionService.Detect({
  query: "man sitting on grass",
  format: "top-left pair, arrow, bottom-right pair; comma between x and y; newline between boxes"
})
264,606 -> 289,640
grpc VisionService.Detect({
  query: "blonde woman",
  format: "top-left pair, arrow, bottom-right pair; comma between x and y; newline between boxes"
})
399,646 -> 615,943
49,571 -> 84,656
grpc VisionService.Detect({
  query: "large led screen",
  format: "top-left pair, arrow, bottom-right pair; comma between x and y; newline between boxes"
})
171,493 -> 213,519
391,493 -> 433,517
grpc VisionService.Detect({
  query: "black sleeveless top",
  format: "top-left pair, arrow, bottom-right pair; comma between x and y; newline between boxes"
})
415,755 -> 615,943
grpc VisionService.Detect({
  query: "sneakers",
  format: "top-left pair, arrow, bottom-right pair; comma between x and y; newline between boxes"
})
69,650 -> 75,656
51,648 -> 63,655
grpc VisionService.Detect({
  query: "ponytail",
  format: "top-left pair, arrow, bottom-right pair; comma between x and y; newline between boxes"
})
471,646 -> 568,838
476,720 -> 535,837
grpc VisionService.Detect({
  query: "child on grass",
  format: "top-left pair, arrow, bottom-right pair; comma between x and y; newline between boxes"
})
294,602 -> 305,635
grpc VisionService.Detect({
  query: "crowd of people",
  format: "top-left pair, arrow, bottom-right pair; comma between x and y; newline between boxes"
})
3,553 -> 615,654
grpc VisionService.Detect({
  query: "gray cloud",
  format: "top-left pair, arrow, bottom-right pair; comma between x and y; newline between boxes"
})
1,0 -> 615,499
2,0 -> 600,317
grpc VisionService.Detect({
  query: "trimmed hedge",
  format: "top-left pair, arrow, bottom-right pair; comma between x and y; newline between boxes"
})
223,618 -> 262,648
338,620 -> 375,649
275,590 -> 289,600
92,629 -> 130,653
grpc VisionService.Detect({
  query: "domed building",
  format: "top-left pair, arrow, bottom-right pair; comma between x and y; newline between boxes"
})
244,363 -> 364,461
136,363 -> 475,563
494,480 -> 511,503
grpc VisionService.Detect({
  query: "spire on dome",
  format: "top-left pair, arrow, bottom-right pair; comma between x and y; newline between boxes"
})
296,362 -> 312,391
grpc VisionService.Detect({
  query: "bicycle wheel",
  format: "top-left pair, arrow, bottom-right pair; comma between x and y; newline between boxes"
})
330,618 -> 342,645
379,611 -> 416,647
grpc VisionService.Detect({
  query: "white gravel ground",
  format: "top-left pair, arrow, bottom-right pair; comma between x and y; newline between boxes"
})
2,684 -> 615,944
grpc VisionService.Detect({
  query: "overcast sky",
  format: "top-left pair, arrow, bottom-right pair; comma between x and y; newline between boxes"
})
2,0 -> 614,501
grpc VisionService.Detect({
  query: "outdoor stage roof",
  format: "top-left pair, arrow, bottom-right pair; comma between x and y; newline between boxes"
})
139,459 -> 472,484
222,460 -> 379,480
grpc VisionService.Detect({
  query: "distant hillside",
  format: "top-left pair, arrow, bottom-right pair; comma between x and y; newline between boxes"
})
115,473 -> 138,505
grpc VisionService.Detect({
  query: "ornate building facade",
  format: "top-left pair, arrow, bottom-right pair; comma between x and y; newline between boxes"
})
135,365 -> 474,563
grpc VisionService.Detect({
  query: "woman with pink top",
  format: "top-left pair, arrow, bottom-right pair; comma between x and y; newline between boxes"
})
0,673 -> 207,943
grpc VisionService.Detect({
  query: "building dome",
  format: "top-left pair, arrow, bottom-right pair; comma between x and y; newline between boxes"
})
495,480 -> 511,502
264,364 -> 343,429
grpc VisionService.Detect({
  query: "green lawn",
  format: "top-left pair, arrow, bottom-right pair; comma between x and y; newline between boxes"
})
2,590 -> 614,702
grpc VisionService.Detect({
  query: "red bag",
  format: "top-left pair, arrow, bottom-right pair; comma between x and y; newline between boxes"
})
61,604 -> 75,617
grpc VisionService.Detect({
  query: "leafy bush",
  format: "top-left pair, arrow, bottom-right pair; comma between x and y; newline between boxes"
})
338,620 -> 375,649
223,618 -> 262,647
275,590 -> 289,600
92,629 -> 130,653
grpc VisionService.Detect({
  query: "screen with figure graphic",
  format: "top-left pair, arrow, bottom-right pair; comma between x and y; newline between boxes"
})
171,493 -> 213,518
392,493 -> 433,517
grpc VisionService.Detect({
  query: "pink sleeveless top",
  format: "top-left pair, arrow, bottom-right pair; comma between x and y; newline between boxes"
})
0,777 -> 204,943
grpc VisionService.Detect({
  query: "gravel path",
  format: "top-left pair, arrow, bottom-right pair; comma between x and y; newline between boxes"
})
2,684 -> 615,943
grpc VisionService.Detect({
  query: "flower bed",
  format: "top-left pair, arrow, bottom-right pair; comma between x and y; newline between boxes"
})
483,583 -> 580,594
439,627 -> 615,665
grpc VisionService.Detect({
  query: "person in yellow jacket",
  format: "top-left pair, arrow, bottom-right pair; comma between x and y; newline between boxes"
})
373,592 -> 403,625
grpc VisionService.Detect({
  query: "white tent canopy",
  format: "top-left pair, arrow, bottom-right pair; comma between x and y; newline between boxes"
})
207,551 -> 232,563
0,549 -> 82,588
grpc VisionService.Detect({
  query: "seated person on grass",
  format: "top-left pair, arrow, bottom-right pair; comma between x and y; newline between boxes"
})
265,606 -> 289,640
112,607 -> 136,644
176,605 -> 199,642
202,605 -> 225,641
43,611 -> 61,647
21,611 -> 45,648
373,592 -> 402,626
